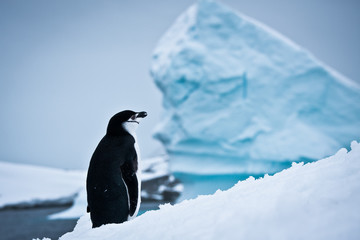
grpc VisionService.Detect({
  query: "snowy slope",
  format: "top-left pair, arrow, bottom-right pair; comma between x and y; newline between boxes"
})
151,0 -> 360,175
59,141 -> 360,240
0,161 -> 85,209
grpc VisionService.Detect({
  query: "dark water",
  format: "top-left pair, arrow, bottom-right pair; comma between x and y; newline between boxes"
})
174,172 -> 264,202
0,206 -> 78,240
0,203 -> 160,240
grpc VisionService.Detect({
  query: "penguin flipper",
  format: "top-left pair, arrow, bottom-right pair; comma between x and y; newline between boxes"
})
120,162 -> 139,217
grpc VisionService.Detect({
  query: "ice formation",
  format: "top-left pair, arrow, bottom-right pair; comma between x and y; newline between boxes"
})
59,141 -> 360,240
150,0 -> 360,174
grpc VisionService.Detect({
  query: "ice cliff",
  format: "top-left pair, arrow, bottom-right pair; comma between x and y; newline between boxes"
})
150,0 -> 360,175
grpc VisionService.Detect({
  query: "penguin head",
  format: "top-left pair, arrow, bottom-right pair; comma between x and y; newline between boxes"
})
107,110 -> 147,136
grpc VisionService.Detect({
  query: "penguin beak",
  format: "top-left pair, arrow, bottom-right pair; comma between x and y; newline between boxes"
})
128,111 -> 147,124
136,111 -> 147,118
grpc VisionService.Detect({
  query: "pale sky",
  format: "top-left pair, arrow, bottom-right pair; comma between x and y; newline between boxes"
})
0,0 -> 359,169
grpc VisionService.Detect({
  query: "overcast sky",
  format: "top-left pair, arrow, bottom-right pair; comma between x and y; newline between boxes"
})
0,0 -> 359,169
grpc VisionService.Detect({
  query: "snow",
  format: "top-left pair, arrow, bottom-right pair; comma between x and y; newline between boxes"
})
0,161 -> 85,209
58,141 -> 360,240
150,0 -> 360,175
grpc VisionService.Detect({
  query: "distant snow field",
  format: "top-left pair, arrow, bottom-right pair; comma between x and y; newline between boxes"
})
57,141 -> 360,240
0,162 -> 85,209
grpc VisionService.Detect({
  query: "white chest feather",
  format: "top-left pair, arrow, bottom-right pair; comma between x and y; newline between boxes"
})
122,121 -> 142,219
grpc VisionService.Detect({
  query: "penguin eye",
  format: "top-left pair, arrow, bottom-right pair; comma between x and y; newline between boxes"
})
131,115 -> 136,120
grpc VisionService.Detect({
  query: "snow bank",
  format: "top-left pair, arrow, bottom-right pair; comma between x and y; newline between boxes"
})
0,161 -> 85,209
59,141 -> 360,240
150,0 -> 360,175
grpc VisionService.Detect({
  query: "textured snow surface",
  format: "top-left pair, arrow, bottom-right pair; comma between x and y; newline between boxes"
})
59,141 -> 360,240
150,0 -> 360,174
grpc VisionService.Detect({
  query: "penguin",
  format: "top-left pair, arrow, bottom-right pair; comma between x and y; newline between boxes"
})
86,110 -> 147,228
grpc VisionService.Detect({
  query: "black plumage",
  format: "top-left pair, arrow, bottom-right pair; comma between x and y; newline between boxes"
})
86,110 -> 146,228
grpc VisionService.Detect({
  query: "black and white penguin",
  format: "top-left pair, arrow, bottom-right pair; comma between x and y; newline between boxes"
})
86,110 -> 147,228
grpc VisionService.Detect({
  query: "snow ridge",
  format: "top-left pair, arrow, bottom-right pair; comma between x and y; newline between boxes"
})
59,141 -> 360,240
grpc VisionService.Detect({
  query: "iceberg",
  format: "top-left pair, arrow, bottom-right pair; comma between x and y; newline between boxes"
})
150,0 -> 360,175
